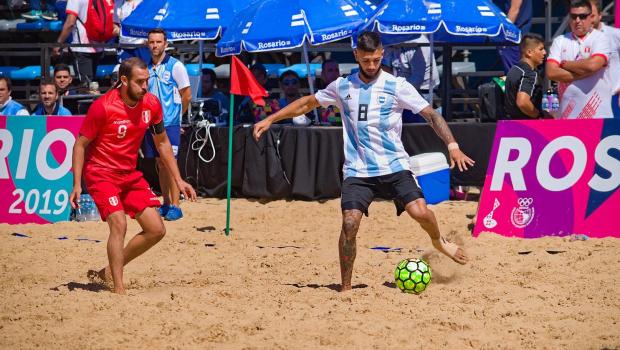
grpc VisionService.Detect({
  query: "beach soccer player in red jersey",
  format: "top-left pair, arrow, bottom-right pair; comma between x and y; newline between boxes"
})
70,57 -> 197,294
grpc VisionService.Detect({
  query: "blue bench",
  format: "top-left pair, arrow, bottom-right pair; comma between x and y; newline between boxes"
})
10,66 -> 42,80
278,63 -> 321,78
15,20 -> 62,31
0,67 -> 19,77
185,63 -> 216,76
95,64 -> 117,79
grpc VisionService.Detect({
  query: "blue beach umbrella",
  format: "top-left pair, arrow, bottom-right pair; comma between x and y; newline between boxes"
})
356,0 -> 521,118
359,0 -> 521,44
216,0 -> 379,56
122,0 -> 249,41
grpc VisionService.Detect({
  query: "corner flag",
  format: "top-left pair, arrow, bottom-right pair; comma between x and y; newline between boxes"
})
230,56 -> 268,106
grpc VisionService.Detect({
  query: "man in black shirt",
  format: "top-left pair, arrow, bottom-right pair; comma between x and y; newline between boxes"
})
505,33 -> 549,119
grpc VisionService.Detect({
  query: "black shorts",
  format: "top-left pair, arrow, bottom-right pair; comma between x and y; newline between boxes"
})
341,170 -> 425,216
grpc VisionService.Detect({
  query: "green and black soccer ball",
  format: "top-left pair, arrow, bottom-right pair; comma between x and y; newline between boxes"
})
394,258 -> 432,294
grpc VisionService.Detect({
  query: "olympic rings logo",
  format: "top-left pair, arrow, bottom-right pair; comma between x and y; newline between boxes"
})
518,198 -> 533,207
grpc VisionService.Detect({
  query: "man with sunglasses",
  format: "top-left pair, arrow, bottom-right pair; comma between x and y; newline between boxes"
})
546,0 -> 613,119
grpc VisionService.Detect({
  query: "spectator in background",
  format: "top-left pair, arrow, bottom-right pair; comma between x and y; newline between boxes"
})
53,0 -> 104,85
53,63 -> 75,96
495,0 -> 533,73
113,0 -> 151,63
0,77 -> 29,116
317,59 -> 340,89
201,68 -> 230,121
279,70 -> 311,125
317,60 -> 343,125
32,79 -> 72,116
383,35 -> 440,123
546,0 -> 613,119
505,34 -> 549,119
22,0 -> 58,21
383,35 -> 440,94
589,0 -> 620,117
237,63 -> 282,124
145,28 -> 191,221
278,70 -> 303,108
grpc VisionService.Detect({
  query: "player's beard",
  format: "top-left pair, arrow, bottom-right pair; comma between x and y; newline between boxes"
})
128,87 -> 146,102
358,66 -> 380,81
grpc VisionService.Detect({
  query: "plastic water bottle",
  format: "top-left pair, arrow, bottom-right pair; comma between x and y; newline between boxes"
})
541,91 -> 550,112
76,196 -> 86,222
552,93 -> 560,112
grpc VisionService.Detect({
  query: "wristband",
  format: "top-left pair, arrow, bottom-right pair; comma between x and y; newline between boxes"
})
447,142 -> 459,151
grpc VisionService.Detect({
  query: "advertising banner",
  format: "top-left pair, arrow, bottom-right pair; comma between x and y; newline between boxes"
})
474,119 -> 619,238
0,116 -> 83,224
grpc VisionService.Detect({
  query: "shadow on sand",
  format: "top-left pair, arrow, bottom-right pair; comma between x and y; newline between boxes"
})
50,282 -> 108,293
284,283 -> 368,291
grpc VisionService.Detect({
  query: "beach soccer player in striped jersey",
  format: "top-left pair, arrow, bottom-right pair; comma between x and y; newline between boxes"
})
70,57 -> 196,295
253,31 -> 474,292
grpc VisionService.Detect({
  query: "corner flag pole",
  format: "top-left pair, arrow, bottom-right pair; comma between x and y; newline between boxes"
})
225,94 -> 234,236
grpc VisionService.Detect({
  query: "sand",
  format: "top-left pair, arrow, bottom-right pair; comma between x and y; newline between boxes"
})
1,198 -> 619,349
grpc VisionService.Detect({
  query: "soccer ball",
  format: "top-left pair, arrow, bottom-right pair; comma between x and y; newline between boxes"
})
394,258 -> 432,294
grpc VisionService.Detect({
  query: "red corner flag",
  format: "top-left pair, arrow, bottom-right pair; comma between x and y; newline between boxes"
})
230,56 -> 268,106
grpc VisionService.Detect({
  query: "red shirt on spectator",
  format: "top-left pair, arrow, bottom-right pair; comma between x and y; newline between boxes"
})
80,87 -> 162,172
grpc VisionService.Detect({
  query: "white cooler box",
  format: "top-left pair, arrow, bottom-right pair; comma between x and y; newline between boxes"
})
409,152 -> 450,204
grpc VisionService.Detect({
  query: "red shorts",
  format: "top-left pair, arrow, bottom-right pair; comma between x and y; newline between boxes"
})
84,168 -> 161,221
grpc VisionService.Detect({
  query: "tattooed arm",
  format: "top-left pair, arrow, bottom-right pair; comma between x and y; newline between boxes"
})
418,105 -> 475,171
419,105 -> 456,144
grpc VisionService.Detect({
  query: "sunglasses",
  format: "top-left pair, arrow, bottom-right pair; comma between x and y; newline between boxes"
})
570,13 -> 591,20
282,79 -> 299,86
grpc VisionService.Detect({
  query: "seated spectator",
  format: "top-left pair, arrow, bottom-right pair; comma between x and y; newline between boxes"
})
505,33 -> 549,119
32,79 -> 72,116
201,68 -> 230,121
279,70 -> 311,125
237,63 -> 283,124
22,0 -> 59,21
546,0 -> 613,119
0,77 -> 29,116
315,60 -> 343,125
316,59 -> 340,89
53,63 -> 76,96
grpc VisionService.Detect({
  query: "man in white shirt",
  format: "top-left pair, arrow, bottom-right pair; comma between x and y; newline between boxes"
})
53,0 -> 104,84
253,32 -> 474,292
546,0 -> 613,119
589,0 -> 620,116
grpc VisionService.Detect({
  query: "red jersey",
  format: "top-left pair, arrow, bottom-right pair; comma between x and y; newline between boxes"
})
80,88 -> 163,172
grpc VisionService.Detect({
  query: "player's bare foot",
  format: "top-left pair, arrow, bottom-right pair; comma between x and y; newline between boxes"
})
112,287 -> 127,295
431,236 -> 468,265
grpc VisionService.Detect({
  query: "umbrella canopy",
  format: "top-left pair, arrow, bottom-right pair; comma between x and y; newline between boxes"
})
358,0 -> 521,44
216,0 -> 379,56
122,0 -> 249,41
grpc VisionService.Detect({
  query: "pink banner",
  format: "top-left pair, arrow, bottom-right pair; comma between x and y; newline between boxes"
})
616,0 -> 619,28
474,119 -> 620,238
0,116 -> 84,224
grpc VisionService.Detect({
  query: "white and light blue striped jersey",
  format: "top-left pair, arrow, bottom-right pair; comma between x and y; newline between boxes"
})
148,54 -> 190,127
315,71 -> 429,179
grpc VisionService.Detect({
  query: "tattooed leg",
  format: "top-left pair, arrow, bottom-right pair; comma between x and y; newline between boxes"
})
339,209 -> 363,292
